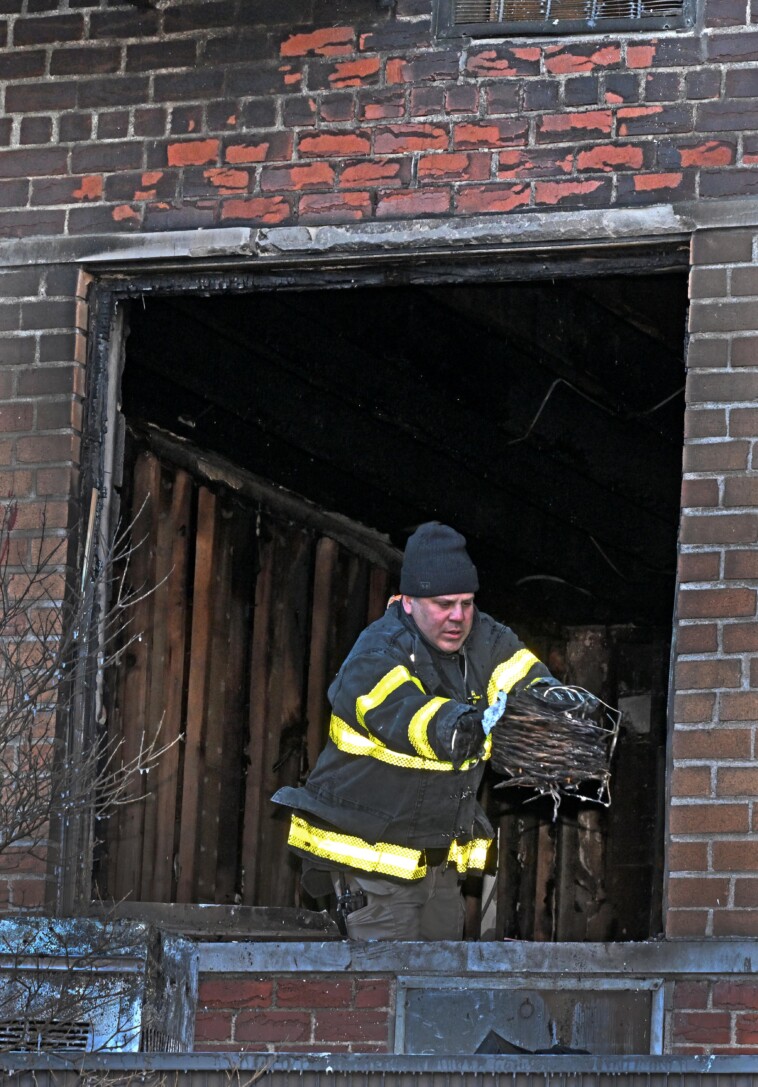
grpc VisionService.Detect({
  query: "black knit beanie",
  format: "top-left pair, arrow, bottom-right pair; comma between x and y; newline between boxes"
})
399,522 -> 479,597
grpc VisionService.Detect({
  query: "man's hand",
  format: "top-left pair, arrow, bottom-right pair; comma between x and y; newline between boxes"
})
451,711 -> 485,766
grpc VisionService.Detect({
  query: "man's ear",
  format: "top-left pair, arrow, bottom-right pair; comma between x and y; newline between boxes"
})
401,596 -> 414,615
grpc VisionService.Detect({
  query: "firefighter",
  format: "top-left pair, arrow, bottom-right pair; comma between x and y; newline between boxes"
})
272,521 -> 564,940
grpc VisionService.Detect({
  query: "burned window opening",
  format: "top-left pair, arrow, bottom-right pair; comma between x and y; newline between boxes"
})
92,262 -> 686,942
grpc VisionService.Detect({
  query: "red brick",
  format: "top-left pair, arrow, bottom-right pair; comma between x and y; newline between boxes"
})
418,151 -> 490,182
544,44 -> 621,74
376,188 -> 450,218
678,624 -> 719,654
667,876 -> 730,906
465,47 -> 540,77
277,979 -> 353,1008
261,162 -> 335,192
666,910 -> 709,937
313,1009 -> 390,1044
194,1011 -> 234,1042
684,440 -> 751,471
0,402 -> 33,432
358,89 -> 406,121
724,622 -> 758,652
235,1010 -> 311,1044
671,765 -> 712,796
219,196 -> 290,224
299,191 -> 371,223
669,803 -> 749,834
681,141 -> 736,167
685,409 -> 727,439
672,1011 -> 731,1045
221,134 -> 291,166
280,27 -> 354,58
535,178 -> 609,205
736,1014 -> 758,1042
689,266 -> 729,299
669,839 -> 709,870
17,433 -> 77,464
627,43 -> 657,67
673,727 -> 749,758
676,655 -> 741,690
338,159 -> 407,188
299,131 -> 371,158
453,120 -> 527,149
576,144 -> 644,171
732,343 -> 758,370
718,766 -> 758,794
373,124 -> 449,154
714,840 -> 758,870
734,878 -> 758,906
497,148 -> 573,178
680,515 -> 758,547
455,183 -> 531,214
167,139 -> 219,167
678,551 -> 721,582
198,978 -> 273,1008
725,550 -> 758,579
722,691 -> 758,726
681,478 -> 719,507
355,979 -> 391,1009
633,171 -> 684,192
537,110 -> 613,142
673,981 -> 710,1010
9,878 -> 46,909
714,911 -> 758,937
681,589 -> 756,620
714,982 -> 758,1010
323,58 -> 379,89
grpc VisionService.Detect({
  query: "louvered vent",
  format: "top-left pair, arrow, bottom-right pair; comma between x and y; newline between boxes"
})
452,0 -> 684,27
0,1019 -> 91,1052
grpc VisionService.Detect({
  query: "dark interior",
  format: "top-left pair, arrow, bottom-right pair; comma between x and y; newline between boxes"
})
123,271 -> 688,633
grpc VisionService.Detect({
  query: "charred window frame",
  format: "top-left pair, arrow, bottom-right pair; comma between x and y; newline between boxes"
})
435,0 -> 691,37
77,239 -> 688,940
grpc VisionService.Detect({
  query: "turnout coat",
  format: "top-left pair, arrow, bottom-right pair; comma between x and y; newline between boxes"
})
272,600 -> 553,881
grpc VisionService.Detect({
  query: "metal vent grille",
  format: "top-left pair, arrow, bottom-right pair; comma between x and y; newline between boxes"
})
0,1019 -> 92,1052
452,0 -> 684,25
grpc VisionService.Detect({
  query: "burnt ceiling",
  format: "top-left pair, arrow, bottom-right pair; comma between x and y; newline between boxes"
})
122,269 -> 687,630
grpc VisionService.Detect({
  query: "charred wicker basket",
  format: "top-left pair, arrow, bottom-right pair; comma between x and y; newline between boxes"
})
489,685 -> 620,812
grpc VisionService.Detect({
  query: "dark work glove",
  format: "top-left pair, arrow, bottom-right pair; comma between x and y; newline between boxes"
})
451,710 -> 485,767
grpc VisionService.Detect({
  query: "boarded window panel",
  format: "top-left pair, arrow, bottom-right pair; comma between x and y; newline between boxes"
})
104,438 -> 400,909
242,520 -> 314,908
141,465 -> 193,902
105,451 -> 162,902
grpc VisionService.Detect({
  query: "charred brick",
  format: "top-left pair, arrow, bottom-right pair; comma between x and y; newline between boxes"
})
564,76 -> 600,106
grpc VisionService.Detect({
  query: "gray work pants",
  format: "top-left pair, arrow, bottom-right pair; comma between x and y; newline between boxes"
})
334,865 -> 465,940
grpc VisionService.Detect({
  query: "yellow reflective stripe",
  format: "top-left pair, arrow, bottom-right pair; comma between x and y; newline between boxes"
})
408,696 -> 448,759
487,649 -> 541,704
289,816 -> 492,880
288,815 -> 427,880
356,665 -> 424,729
447,837 -> 492,874
330,714 -> 483,772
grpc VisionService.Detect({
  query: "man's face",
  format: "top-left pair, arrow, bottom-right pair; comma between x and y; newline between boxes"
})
402,593 -> 475,653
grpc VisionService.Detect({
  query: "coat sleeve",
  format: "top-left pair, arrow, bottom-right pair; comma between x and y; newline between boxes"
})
329,647 -> 481,765
483,623 -> 556,705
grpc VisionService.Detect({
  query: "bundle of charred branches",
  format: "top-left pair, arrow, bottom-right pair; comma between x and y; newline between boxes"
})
489,686 -> 619,812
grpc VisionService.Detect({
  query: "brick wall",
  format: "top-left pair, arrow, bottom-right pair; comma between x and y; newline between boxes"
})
0,0 -> 754,235
0,261 -> 86,911
195,975 -> 393,1053
672,979 -> 758,1054
670,225 -> 758,940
